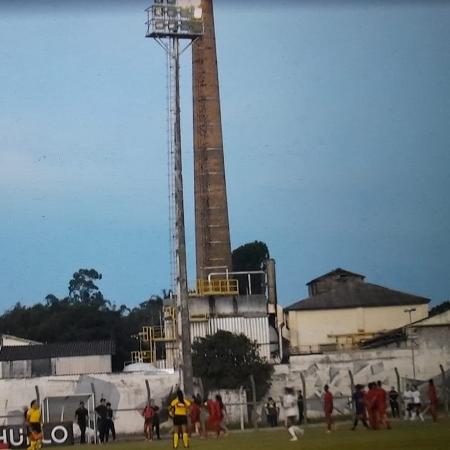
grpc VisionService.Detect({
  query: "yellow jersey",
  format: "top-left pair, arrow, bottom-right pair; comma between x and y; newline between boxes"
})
170,398 -> 191,416
27,408 -> 41,423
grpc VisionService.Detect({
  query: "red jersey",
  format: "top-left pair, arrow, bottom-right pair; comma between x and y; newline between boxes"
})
375,388 -> 387,411
365,389 -> 378,409
206,399 -> 221,420
429,385 -> 438,405
143,405 -> 154,420
190,402 -> 200,422
323,391 -> 333,413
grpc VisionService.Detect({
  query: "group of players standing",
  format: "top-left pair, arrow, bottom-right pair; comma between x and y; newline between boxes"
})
280,379 -> 440,442
351,379 -> 439,432
143,389 -> 228,449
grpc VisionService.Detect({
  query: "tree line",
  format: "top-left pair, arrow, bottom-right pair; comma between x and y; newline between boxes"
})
0,241 -> 272,374
0,268 -> 164,371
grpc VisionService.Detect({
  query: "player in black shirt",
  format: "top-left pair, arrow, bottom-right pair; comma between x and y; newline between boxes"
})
75,401 -> 89,444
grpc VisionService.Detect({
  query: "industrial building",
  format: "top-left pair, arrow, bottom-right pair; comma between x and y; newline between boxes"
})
285,268 -> 429,354
0,340 -> 115,378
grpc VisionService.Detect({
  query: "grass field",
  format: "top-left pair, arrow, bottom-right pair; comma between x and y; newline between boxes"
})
68,419 -> 449,450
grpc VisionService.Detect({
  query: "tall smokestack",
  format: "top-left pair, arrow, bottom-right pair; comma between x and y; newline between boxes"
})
192,0 -> 232,280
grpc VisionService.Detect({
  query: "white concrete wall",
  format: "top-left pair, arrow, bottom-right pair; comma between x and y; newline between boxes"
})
267,342 -> 449,419
0,372 -> 179,434
288,303 -> 428,350
0,372 -> 248,434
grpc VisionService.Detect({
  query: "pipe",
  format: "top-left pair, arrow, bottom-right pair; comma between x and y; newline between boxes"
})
207,270 -> 265,282
266,258 -> 278,306
278,323 -> 284,361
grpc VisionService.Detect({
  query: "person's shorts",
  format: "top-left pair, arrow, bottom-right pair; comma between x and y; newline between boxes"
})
286,416 -> 297,427
29,423 -> 42,434
173,415 -> 188,426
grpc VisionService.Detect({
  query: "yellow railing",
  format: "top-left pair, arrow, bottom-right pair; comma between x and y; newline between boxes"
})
194,278 -> 239,296
130,311 -> 178,364
130,350 -> 154,364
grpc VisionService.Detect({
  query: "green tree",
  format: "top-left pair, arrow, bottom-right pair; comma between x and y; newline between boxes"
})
192,330 -> 273,400
68,268 -> 105,305
0,269 -> 164,371
429,300 -> 450,317
232,241 -> 269,294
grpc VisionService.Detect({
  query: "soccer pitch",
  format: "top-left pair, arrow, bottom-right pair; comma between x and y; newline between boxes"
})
67,419 -> 449,450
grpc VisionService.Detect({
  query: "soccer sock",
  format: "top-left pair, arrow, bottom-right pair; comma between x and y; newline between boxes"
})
173,432 -> 179,448
182,432 -> 189,448
288,426 -> 297,438
293,426 -> 304,436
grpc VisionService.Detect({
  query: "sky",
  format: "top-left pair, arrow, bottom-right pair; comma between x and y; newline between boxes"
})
0,0 -> 449,311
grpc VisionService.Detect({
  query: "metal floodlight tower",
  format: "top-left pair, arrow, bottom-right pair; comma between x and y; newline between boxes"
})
146,0 -> 203,397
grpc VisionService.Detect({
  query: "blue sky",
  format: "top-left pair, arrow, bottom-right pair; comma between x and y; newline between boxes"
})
0,0 -> 449,311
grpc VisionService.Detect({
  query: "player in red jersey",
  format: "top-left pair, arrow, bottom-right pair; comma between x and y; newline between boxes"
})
424,379 -> 438,422
365,382 -> 379,430
376,381 -> 391,429
189,395 -> 201,436
205,397 -> 221,438
323,385 -> 334,433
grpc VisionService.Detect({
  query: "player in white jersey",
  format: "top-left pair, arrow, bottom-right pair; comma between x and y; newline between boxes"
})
282,387 -> 304,441
403,384 -> 413,420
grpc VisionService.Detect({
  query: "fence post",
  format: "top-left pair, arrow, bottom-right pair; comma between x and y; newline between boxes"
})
439,364 -> 448,417
239,386 -> 245,431
35,386 -> 40,404
249,375 -> 258,430
300,371 -> 307,424
394,367 -> 402,415
145,379 -> 151,403
90,383 -> 97,444
197,378 -> 204,399
348,370 -> 355,413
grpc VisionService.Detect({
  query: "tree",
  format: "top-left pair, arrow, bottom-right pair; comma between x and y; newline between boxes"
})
232,241 -> 270,294
429,300 -> 450,317
0,269 -> 164,371
68,268 -> 105,305
192,330 -> 273,400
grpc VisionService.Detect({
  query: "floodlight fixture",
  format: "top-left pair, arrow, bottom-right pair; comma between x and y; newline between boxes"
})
193,7 -> 202,20
146,0 -> 204,39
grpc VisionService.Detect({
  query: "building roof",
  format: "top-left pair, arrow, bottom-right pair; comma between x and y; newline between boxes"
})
360,309 -> 450,349
0,334 -> 42,345
412,309 -> 450,327
359,328 -> 407,349
0,340 -> 115,361
306,268 -> 365,286
286,282 -> 430,312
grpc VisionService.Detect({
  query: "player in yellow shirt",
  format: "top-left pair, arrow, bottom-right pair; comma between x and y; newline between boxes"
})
26,400 -> 42,450
169,390 -> 191,449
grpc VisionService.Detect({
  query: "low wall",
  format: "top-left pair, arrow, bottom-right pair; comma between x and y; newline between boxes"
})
267,347 -> 450,419
0,371 -> 179,435
0,371 -> 247,435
